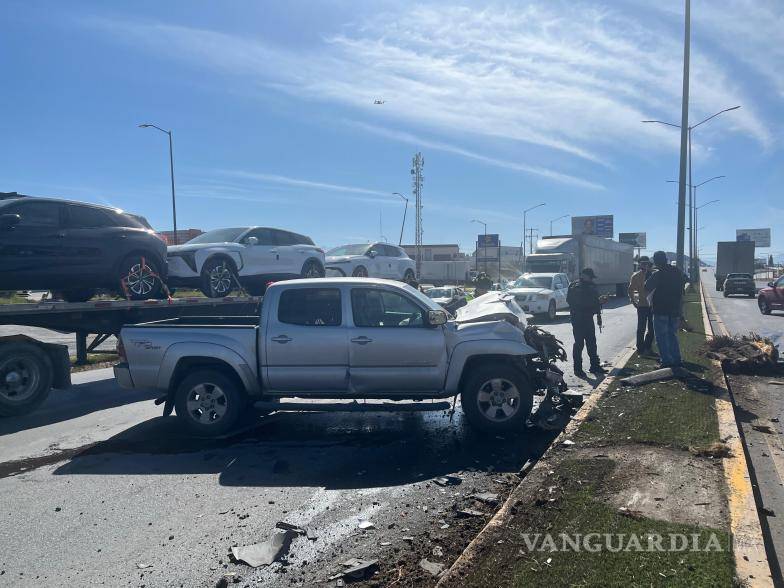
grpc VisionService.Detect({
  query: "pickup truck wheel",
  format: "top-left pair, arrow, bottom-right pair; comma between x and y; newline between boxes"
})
174,370 -> 243,436
0,343 -> 53,417
546,300 -> 557,321
461,363 -> 533,435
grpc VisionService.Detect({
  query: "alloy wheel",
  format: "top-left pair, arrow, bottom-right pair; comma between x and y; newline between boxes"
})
126,262 -> 157,296
475,378 -> 521,422
185,382 -> 228,425
209,263 -> 233,295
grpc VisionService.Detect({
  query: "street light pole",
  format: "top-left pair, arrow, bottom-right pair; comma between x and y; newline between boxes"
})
549,214 -> 570,236
674,0 -> 691,274
139,123 -> 178,244
393,192 -> 409,246
471,219 -> 488,274
522,203 -> 546,270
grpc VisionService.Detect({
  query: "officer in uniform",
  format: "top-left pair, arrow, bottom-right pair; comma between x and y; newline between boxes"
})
566,268 -> 608,378
475,272 -> 493,297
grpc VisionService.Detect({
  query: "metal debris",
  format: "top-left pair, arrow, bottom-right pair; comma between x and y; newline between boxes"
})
432,545 -> 444,557
358,520 -> 375,530
275,521 -> 306,535
341,558 -> 378,580
433,475 -> 462,487
419,558 -> 445,576
230,530 -> 297,567
456,508 -> 484,518
562,439 -> 575,446
306,528 -> 318,541
471,492 -> 500,505
136,563 -> 152,569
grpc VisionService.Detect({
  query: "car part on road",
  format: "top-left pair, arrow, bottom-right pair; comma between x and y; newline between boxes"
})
230,530 -> 297,567
174,370 -> 244,436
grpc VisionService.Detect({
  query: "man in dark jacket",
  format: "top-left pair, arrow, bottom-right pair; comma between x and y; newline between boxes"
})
644,251 -> 688,368
567,268 -> 607,378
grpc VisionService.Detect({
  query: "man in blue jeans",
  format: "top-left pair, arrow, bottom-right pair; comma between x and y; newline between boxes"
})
644,251 -> 688,368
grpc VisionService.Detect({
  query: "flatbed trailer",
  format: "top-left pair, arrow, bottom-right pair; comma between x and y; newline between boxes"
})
0,296 -> 260,417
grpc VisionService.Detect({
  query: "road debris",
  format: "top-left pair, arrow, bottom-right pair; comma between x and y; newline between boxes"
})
432,545 -> 444,557
456,508 -> 485,518
419,558 -> 445,576
703,333 -> 779,372
358,520 -> 375,530
330,558 -> 378,581
620,367 -> 675,386
691,442 -> 732,459
230,530 -> 296,567
275,521 -> 306,535
306,528 -> 318,541
136,563 -> 152,569
215,573 -> 241,587
471,492 -> 500,505
433,475 -> 462,487
751,424 -> 775,434
562,439 -> 575,447
618,507 -> 645,520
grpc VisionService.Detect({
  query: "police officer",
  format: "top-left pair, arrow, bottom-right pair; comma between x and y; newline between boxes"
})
475,272 -> 493,297
566,268 -> 607,378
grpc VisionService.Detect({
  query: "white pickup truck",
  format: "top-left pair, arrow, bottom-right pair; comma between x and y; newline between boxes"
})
114,279 -> 566,436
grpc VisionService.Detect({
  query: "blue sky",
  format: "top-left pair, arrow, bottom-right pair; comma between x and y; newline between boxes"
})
2,0 -> 782,261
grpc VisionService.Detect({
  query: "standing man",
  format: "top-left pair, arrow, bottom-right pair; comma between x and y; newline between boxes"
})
567,268 -> 607,378
628,256 -> 654,355
645,251 -> 688,369
475,272 -> 493,297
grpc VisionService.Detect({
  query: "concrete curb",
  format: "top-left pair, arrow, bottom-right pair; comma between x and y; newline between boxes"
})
435,339 -> 637,586
700,282 -> 773,586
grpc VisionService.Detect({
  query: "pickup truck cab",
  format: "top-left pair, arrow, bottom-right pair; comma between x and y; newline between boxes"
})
115,278 -> 561,436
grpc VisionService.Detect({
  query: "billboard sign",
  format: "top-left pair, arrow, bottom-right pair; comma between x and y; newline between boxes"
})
736,228 -> 771,248
477,233 -> 500,247
619,232 -> 647,248
572,215 -> 613,238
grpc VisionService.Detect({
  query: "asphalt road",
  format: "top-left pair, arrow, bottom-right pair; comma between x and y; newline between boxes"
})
703,268 -> 784,583
0,300 -> 636,587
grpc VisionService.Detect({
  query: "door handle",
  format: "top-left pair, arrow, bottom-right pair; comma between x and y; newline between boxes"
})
271,335 -> 292,344
351,336 -> 373,345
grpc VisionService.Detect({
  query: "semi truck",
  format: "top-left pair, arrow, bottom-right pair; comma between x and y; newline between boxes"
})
418,260 -> 471,285
524,234 -> 634,296
715,241 -> 755,291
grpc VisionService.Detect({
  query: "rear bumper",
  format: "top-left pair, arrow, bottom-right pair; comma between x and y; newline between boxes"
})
113,363 -> 135,389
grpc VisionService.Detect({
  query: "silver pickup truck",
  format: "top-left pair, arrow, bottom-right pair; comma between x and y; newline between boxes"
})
115,278 -> 566,436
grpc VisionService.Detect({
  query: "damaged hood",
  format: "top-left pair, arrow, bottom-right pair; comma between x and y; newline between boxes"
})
454,291 -> 528,329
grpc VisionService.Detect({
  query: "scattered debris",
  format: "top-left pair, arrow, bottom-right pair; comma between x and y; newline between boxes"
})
456,508 -> 485,518
230,530 -> 297,567
402,536 -> 415,543
768,381 -> 784,386
275,521 -> 306,535
306,528 -> 318,541
432,546 -> 444,557
691,442 -> 732,459
419,558 -> 445,576
703,333 -> 780,373
341,558 -> 378,580
759,507 -> 776,517
433,475 -> 462,487
562,439 -> 575,447
752,424 -> 775,434
215,573 -> 241,587
136,563 -> 152,570
358,520 -> 375,530
471,492 -> 500,505
620,367 -> 675,386
618,507 -> 644,520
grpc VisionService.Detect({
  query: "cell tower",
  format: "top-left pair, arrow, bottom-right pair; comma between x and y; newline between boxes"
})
410,152 -> 424,278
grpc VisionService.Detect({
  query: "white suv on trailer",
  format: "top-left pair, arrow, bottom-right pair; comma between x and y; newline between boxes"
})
507,273 -> 570,321
325,243 -> 416,282
167,227 -> 325,297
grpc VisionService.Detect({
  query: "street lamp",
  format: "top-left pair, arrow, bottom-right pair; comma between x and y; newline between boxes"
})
139,123 -> 178,244
549,214 -> 570,236
522,203 -> 546,269
392,192 -> 409,246
643,105 -> 739,278
471,219 -> 488,274
667,175 -> 724,280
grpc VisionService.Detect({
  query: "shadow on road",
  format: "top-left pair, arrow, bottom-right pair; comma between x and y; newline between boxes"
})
0,378 -> 158,436
51,410 -> 560,490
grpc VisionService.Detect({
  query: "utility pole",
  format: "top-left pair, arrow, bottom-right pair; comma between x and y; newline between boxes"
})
521,203 -> 546,270
411,153 -> 424,279
675,0 -> 691,272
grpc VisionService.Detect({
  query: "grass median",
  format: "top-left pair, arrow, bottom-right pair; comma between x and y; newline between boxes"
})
452,289 -> 737,587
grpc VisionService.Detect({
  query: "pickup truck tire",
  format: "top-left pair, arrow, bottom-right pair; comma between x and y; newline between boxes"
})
546,300 -> 557,321
460,363 -> 533,434
0,342 -> 53,417
174,370 -> 244,436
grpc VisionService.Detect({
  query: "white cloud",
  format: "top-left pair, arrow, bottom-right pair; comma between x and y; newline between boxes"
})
83,0 -> 775,183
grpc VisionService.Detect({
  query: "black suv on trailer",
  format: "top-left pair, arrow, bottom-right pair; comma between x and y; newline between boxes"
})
0,196 -> 167,301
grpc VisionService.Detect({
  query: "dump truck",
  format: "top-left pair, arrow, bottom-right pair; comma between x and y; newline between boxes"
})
715,241 -> 755,291
524,234 -> 634,296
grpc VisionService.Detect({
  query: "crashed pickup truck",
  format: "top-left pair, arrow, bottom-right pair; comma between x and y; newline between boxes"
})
115,279 -> 566,436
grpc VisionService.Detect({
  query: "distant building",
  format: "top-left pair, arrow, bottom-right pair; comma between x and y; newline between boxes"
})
160,228 -> 203,245
401,244 -> 466,261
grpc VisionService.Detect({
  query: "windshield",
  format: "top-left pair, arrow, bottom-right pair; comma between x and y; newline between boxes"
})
327,244 -> 370,256
513,276 -> 552,289
426,288 -> 452,298
185,228 -> 247,244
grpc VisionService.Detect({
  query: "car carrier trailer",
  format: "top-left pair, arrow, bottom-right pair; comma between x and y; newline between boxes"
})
0,296 -> 260,417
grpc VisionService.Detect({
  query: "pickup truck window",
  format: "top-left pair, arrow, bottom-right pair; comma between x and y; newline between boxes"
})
278,288 -> 342,326
351,288 -> 424,327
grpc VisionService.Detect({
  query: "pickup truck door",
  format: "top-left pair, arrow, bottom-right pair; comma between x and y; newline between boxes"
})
348,286 -> 447,394
264,287 -> 348,391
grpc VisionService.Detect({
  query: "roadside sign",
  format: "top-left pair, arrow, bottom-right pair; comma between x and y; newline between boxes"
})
572,215 -> 613,238
736,228 -> 771,247
619,232 -> 647,248
477,233 -> 500,247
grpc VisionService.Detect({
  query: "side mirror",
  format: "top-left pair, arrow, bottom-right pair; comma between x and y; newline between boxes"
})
0,214 -> 20,230
367,250 -> 377,258
427,309 -> 448,326
246,236 -> 259,246
770,281 -> 776,288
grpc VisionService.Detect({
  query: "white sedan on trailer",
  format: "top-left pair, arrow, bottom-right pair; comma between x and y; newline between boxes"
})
325,243 -> 416,282
167,227 -> 325,297
507,273 -> 570,321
